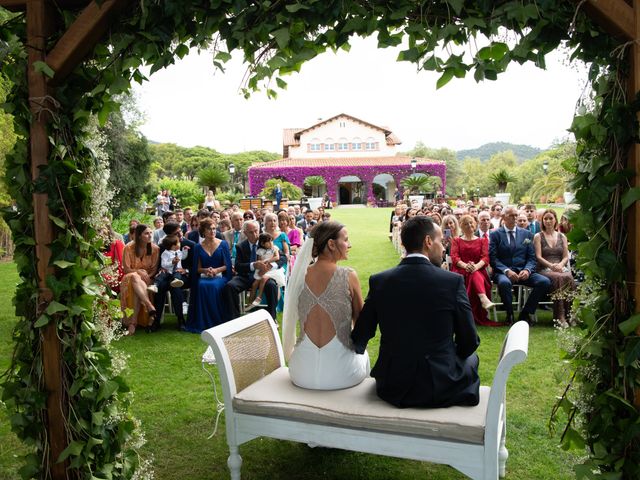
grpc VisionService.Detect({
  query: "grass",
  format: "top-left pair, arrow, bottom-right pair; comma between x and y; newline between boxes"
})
0,208 -> 581,479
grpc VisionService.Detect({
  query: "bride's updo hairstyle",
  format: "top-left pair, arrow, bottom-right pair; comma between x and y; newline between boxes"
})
310,221 -> 345,258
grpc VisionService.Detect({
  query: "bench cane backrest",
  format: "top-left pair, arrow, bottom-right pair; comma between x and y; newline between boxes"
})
222,319 -> 281,393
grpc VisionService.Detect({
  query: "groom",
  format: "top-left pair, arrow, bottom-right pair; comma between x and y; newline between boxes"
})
351,216 -> 480,408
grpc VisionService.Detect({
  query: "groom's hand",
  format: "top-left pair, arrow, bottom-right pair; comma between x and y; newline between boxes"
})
505,269 -> 519,282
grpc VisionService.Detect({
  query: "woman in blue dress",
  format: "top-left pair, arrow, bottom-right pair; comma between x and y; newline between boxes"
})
185,218 -> 232,333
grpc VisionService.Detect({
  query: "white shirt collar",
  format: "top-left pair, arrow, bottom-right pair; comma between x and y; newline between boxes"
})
406,253 -> 430,262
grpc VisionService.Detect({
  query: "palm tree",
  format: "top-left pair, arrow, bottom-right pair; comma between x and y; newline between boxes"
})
304,176 -> 326,197
197,167 -> 229,194
401,175 -> 431,194
490,169 -> 516,193
527,167 -> 571,202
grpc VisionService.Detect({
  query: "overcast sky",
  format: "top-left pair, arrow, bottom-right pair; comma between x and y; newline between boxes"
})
135,36 -> 588,155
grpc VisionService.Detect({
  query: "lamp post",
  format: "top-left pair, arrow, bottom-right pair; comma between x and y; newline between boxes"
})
228,163 -> 236,193
543,160 -> 549,175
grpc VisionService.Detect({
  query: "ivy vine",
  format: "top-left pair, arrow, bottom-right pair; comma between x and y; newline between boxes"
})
0,1 -> 638,478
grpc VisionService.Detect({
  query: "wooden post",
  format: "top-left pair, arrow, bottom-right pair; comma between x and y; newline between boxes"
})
632,0 -> 640,409
26,0 -> 68,477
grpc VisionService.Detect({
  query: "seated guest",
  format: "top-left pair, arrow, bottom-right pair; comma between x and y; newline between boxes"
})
188,209 -> 223,243
451,215 -> 496,326
183,207 -> 193,232
534,209 -> 575,327
222,212 -> 247,262
524,204 -> 540,234
149,235 -> 187,292
101,223 -> 125,294
489,207 -> 551,325
120,224 -> 159,335
441,214 -> 460,267
222,220 -> 287,323
152,222 -> 195,331
351,216 -> 480,408
123,219 -> 139,243
516,212 -> 529,229
476,210 -> 493,242
153,210 -> 176,245
490,203 -> 503,229
185,218 -> 232,333
279,211 -> 301,254
283,221 -> 370,390
296,209 -> 317,239
218,218 -> 231,233
559,213 -> 572,234
175,208 -> 187,234
243,210 -> 256,221
189,215 -> 199,235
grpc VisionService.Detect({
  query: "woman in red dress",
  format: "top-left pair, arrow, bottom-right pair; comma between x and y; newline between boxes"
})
451,214 -> 497,326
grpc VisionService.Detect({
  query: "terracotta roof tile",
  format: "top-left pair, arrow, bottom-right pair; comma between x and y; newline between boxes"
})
283,128 -> 303,146
249,155 -> 444,169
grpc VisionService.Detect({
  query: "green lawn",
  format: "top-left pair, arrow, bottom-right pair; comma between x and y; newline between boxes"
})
0,208 -> 580,479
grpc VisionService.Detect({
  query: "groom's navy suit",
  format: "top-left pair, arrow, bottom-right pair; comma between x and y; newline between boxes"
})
489,226 -> 550,319
351,256 -> 480,408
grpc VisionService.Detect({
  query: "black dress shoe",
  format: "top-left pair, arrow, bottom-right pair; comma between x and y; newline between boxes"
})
518,313 -> 536,326
505,313 -> 515,325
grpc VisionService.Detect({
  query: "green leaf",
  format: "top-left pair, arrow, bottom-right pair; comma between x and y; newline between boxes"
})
34,314 -> 49,328
436,70 -> 454,89
33,60 -> 55,78
98,380 -> 119,402
273,28 -> 290,49
275,77 -> 287,89
619,314 -> 640,335
285,3 -> 308,12
48,215 -> 67,229
623,337 -> 640,367
621,187 -> 640,210
53,260 -> 75,269
57,440 -> 84,462
446,0 -> 464,15
45,301 -> 68,315
175,44 -> 189,59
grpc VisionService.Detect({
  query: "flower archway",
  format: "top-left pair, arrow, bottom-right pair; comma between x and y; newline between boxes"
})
0,1 -> 639,478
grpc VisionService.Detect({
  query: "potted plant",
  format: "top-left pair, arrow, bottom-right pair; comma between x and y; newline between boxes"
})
490,169 -> 515,204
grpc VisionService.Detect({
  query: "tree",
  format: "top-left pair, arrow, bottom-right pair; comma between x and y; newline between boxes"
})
406,142 -> 461,196
197,166 -> 229,193
260,178 -> 302,200
102,102 -> 152,216
490,169 -> 516,193
401,175 -> 432,194
304,175 -> 326,197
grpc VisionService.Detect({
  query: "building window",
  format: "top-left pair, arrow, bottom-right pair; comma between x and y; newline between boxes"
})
310,143 -> 322,151
338,138 -> 349,151
352,142 -> 362,150
365,142 -> 377,150
325,143 -> 335,151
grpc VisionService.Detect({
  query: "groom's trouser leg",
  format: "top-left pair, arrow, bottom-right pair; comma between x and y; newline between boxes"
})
520,273 -> 551,315
495,274 -> 514,315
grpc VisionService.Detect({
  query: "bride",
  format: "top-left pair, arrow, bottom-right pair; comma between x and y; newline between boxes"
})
283,221 -> 370,390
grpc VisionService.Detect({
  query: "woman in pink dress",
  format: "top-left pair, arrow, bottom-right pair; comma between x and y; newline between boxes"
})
451,214 -> 497,326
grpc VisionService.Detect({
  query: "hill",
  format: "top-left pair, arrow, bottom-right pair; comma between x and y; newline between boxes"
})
457,142 -> 542,162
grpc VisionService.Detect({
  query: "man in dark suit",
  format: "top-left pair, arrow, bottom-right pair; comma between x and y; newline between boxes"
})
222,212 -> 247,263
296,210 -> 316,239
351,216 -> 480,409
489,206 -> 550,325
222,220 -> 286,322
152,222 -> 196,330
524,204 -> 541,234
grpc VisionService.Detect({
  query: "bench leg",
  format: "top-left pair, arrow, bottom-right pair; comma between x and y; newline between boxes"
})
498,423 -> 508,478
228,446 -> 242,480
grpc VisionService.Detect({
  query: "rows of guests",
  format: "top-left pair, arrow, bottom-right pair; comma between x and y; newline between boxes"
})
102,204 -> 334,335
392,200 -> 576,328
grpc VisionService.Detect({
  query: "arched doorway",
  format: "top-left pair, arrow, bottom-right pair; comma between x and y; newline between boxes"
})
372,173 -> 396,204
337,175 -> 365,205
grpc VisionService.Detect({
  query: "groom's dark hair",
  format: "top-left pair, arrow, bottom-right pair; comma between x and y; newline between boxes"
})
401,216 -> 436,253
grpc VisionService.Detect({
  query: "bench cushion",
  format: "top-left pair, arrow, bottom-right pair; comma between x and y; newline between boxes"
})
233,367 -> 490,444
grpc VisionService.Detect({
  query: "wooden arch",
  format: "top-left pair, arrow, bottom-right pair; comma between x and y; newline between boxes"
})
0,0 -> 639,478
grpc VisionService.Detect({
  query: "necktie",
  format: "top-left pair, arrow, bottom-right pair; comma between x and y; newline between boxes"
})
508,231 -> 516,252
250,243 -> 257,262
232,231 -> 239,259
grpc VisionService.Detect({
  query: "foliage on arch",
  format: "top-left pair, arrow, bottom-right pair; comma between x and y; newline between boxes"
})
0,0 -> 639,478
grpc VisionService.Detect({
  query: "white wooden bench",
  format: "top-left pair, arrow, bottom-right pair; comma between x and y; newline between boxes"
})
201,310 -> 529,480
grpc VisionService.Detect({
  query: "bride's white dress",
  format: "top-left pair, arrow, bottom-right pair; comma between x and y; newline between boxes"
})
288,266 -> 370,390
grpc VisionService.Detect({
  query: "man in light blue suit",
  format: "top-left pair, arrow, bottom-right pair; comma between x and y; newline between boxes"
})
489,206 -> 550,325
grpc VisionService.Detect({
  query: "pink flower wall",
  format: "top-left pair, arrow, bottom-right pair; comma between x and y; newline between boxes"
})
248,163 -> 447,204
